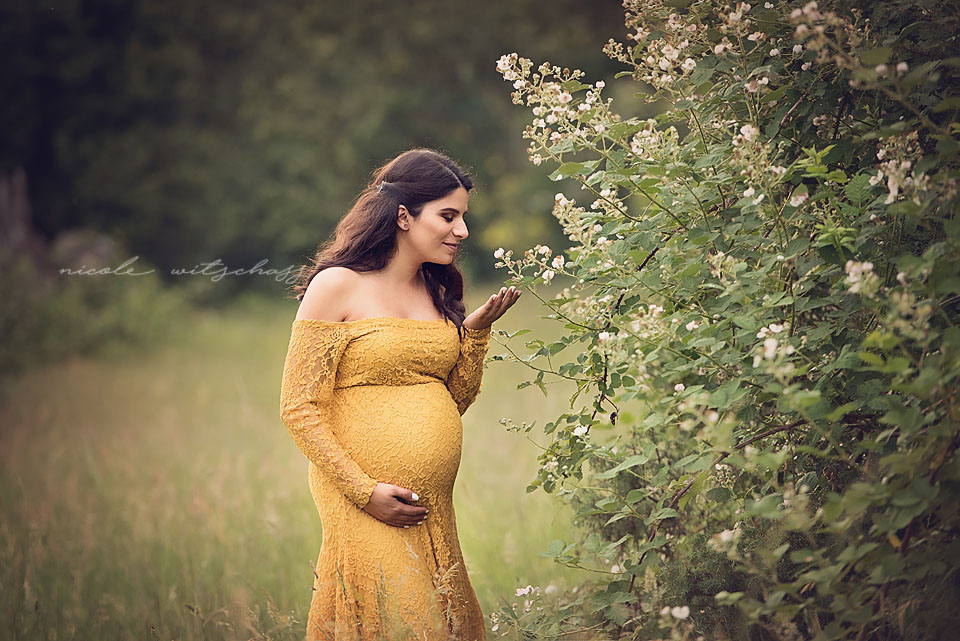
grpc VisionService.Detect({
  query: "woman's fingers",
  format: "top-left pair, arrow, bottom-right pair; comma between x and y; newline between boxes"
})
465,285 -> 521,330
392,500 -> 428,527
501,287 -> 520,313
489,287 -> 517,314
489,287 -> 506,309
399,505 -> 428,519
489,286 -> 519,320
395,513 -> 427,527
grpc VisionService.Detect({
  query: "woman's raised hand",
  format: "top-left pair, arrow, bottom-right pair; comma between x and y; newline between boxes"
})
463,286 -> 521,330
362,482 -> 429,528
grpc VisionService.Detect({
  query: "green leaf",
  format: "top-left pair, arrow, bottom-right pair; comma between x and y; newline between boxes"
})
933,96 -> 960,113
550,162 -> 585,181
859,47 -> 892,66
645,507 -> 678,525
706,487 -> 732,502
679,472 -> 708,510
594,454 -> 650,479
761,86 -> 788,104
826,169 -> 849,183
745,494 -> 783,518
844,172 -> 873,203
560,79 -> 591,93
709,378 -> 748,409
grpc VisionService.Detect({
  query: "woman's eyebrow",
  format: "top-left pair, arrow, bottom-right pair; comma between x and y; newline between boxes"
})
438,207 -> 467,215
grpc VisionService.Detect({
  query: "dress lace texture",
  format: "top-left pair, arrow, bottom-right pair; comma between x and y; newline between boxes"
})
279,316 -> 491,640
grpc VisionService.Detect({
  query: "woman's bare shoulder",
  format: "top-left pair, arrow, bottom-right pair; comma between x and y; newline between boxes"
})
295,267 -> 361,322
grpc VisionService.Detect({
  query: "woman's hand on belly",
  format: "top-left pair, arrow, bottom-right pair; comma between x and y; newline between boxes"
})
363,482 -> 429,528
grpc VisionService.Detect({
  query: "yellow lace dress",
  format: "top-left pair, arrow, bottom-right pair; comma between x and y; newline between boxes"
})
279,316 -> 491,641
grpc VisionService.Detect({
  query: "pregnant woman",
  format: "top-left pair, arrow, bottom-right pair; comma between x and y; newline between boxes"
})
279,148 -> 520,640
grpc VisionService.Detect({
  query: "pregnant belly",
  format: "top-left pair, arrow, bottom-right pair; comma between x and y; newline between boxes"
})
330,382 -> 463,493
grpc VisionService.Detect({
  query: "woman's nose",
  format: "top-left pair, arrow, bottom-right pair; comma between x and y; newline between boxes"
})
454,222 -> 468,239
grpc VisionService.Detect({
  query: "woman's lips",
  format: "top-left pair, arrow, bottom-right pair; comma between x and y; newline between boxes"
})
443,242 -> 458,251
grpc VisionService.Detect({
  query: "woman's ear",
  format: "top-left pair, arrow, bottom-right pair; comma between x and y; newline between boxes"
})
397,205 -> 410,231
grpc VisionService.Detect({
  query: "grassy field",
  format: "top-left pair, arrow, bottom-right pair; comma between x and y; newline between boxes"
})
0,280 -> 588,640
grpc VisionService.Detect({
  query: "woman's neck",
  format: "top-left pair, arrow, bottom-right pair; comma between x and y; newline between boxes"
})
376,254 -> 425,291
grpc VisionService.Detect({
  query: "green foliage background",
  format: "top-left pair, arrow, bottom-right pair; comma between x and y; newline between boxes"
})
0,0 -> 625,296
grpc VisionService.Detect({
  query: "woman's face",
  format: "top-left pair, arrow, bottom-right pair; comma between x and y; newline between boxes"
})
399,186 -> 469,265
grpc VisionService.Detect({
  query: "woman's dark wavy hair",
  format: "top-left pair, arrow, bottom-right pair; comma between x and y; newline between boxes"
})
289,148 -> 474,330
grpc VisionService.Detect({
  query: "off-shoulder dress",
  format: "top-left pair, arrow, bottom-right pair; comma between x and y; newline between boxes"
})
279,316 -> 491,640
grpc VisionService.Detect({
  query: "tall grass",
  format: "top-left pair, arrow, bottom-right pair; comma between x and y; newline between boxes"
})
0,282 -> 584,640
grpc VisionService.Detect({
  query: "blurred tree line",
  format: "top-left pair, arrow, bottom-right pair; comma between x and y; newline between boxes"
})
1,0 -> 626,302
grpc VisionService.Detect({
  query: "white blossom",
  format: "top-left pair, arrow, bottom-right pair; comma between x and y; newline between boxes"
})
671,606 -> 691,619
763,337 -> 779,359
494,247 -> 505,259
844,260 -> 877,294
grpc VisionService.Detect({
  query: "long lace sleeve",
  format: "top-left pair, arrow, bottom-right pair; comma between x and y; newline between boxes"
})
279,320 -> 378,509
445,324 -> 492,415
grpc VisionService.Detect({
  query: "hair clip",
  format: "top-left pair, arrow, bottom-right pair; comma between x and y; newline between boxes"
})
376,181 -> 386,193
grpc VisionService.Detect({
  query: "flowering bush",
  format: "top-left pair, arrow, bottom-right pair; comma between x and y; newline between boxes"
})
492,1 -> 959,639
